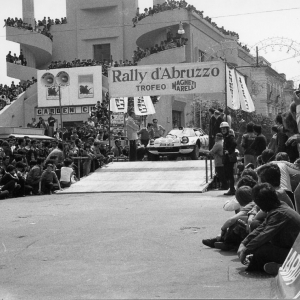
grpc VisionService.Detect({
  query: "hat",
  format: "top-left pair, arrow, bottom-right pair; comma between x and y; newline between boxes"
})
235,186 -> 253,207
220,122 -> 229,128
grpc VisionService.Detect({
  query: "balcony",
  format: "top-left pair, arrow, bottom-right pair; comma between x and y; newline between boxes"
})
138,46 -> 186,66
7,62 -> 37,81
6,26 -> 53,69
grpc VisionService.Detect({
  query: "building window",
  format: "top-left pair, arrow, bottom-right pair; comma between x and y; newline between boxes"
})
199,50 -> 205,62
93,44 -> 111,62
172,110 -> 182,128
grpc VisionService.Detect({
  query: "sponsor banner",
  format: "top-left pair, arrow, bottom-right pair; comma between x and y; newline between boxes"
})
36,105 -> 95,116
111,112 -> 125,127
226,66 -> 240,110
276,234 -> 300,299
235,71 -> 255,113
108,62 -> 225,97
38,66 -> 102,108
134,96 -> 156,116
110,97 -> 128,113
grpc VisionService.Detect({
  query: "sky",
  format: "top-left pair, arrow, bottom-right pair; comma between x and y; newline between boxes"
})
1,0 -> 300,87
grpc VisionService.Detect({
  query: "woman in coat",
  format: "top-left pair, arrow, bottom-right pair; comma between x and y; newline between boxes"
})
221,122 -> 237,196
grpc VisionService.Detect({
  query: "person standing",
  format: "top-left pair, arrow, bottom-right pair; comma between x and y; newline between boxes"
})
241,122 -> 256,167
47,113 -> 56,138
126,112 -> 139,161
138,123 -> 153,148
208,108 -> 216,150
213,109 -> 224,136
247,124 -> 267,165
208,133 -> 227,190
153,118 -> 165,138
221,121 -> 237,196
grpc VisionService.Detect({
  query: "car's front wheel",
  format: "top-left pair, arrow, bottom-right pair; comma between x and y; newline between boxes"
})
190,144 -> 200,160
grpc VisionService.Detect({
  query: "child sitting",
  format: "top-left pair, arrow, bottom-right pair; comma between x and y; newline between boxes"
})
39,163 -> 61,195
60,158 -> 75,188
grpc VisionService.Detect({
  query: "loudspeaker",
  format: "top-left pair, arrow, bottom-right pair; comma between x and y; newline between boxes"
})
41,73 -> 55,87
56,71 -> 70,86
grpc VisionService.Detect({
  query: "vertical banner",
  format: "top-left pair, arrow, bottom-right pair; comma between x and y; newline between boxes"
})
235,71 -> 255,113
134,96 -> 156,116
110,97 -> 128,113
275,234 -> 300,299
226,65 -> 240,110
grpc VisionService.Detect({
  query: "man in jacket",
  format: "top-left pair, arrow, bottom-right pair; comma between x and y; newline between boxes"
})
238,183 -> 300,275
208,108 -> 216,150
241,122 -> 256,167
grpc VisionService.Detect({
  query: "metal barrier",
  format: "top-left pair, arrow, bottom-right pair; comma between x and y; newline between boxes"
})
205,155 -> 213,184
72,157 -> 102,181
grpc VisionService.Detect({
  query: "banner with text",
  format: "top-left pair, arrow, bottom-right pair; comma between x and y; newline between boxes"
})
226,66 -> 240,110
275,233 -> 300,299
110,97 -> 128,113
236,71 -> 255,113
108,62 -> 225,97
134,96 -> 156,116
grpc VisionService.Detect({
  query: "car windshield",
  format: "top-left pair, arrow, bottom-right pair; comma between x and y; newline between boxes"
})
167,129 -> 196,137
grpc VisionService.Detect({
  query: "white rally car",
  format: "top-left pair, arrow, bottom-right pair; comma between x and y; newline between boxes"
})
147,128 -> 207,161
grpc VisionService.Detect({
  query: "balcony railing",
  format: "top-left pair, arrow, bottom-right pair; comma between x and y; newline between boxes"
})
138,46 -> 186,66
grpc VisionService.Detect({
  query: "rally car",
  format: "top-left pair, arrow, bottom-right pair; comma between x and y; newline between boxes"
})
147,128 -> 207,161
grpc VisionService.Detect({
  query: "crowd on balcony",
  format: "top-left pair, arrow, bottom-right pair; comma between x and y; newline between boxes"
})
0,78 -> 37,111
6,50 -> 27,66
3,16 -> 68,41
132,0 -> 239,39
47,58 -> 136,77
132,32 -> 188,64
237,42 -> 251,53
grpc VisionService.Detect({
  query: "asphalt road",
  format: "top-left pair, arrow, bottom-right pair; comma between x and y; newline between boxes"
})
0,191 -> 274,300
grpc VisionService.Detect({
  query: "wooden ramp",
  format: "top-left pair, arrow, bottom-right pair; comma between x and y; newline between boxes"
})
58,160 -> 213,194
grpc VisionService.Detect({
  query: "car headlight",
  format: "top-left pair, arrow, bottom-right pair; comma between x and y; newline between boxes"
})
181,136 -> 189,144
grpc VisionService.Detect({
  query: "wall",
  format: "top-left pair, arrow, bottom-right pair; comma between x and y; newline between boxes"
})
7,62 -> 37,81
0,93 -> 26,127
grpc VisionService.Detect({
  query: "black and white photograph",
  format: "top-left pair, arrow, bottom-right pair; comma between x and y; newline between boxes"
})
0,0 -> 300,299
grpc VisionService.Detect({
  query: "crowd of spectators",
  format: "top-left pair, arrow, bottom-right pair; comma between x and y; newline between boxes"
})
47,58 -> 137,77
3,16 -> 66,41
0,112 -> 144,199
6,50 -> 27,66
132,0 -> 239,39
0,79 -> 37,111
202,90 -> 300,276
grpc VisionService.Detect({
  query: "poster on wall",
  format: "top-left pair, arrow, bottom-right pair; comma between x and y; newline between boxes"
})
78,75 -> 94,99
37,66 -> 102,108
46,86 -> 60,100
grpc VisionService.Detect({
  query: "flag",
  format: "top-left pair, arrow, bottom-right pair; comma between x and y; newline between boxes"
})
110,97 -> 128,113
235,71 -> 255,113
226,65 -> 240,110
134,96 -> 156,116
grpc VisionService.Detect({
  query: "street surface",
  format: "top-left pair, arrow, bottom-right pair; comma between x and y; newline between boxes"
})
0,190 -> 273,299
59,160 -> 212,194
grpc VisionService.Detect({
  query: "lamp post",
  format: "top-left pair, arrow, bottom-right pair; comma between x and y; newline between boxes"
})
41,71 -> 70,140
